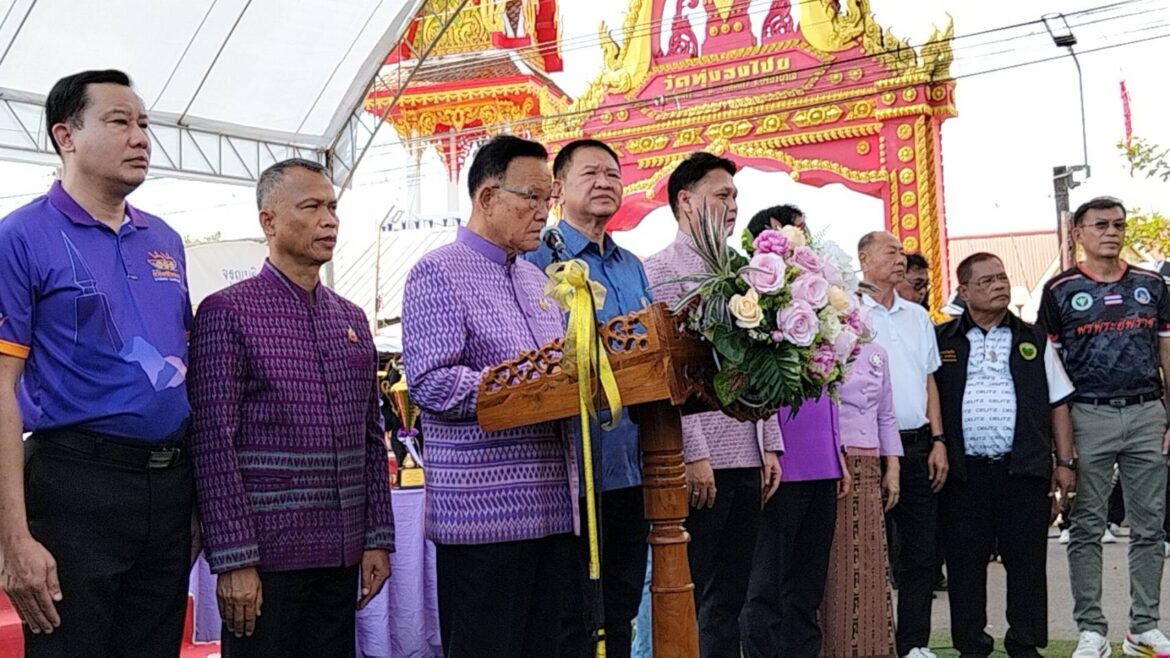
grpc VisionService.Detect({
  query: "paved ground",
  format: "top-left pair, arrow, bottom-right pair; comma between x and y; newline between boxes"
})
913,527 -> 1170,656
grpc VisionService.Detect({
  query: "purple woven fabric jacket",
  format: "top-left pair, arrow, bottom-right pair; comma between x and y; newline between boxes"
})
401,228 -> 577,545
188,262 -> 394,574
644,230 -> 783,469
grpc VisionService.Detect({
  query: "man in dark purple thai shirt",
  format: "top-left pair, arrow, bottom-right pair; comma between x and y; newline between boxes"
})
188,159 -> 394,657
0,70 -> 195,657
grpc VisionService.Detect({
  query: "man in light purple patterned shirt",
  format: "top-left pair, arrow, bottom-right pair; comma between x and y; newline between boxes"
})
644,152 -> 783,658
401,136 -> 579,657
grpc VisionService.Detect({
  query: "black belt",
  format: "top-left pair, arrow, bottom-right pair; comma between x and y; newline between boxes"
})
899,425 -> 930,441
1072,391 -> 1161,408
32,428 -> 187,470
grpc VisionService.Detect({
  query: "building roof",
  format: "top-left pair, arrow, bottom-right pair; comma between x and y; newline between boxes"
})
947,230 -> 1058,292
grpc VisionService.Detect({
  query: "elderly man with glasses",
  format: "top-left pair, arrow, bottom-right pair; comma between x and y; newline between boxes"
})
934,253 -> 1076,658
1038,196 -> 1170,658
401,135 -> 578,657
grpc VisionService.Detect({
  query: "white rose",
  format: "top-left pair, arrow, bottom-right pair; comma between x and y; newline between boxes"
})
728,289 -> 763,329
780,225 -> 807,249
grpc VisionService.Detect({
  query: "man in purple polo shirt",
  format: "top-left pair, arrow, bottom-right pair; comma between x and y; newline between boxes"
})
0,70 -> 194,656
188,158 -> 394,656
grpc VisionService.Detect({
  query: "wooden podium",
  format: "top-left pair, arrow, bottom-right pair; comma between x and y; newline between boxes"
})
478,302 -> 721,657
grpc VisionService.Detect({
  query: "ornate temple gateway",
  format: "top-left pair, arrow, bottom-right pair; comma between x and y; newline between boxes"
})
370,0 -> 958,307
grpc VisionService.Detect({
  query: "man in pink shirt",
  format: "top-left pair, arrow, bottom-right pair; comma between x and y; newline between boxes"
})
644,152 -> 782,657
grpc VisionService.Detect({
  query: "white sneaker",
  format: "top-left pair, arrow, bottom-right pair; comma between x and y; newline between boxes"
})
1073,630 -> 1112,657
1124,628 -> 1170,656
1109,522 -> 1127,537
1103,527 -> 1119,544
901,649 -> 937,658
1060,528 -> 1071,544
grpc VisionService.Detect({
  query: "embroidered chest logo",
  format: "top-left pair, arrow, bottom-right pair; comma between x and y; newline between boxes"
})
1018,342 -> 1038,361
346,326 -> 358,343
146,251 -> 181,283
1071,292 -> 1093,311
869,352 -> 883,368
538,298 -> 550,312
1135,286 -> 1152,305
939,348 -> 958,364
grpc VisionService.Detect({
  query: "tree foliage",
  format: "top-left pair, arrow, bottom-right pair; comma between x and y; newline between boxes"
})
1121,136 -> 1170,183
183,231 -> 221,247
1117,136 -> 1170,256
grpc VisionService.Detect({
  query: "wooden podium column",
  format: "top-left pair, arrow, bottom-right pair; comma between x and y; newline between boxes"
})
639,400 -> 699,656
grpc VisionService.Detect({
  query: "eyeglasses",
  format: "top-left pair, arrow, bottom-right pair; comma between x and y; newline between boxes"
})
1081,219 -> 1127,233
908,278 -> 928,292
964,272 -> 1010,288
493,184 -> 556,210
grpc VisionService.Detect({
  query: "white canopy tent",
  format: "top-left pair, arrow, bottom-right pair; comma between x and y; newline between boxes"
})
0,0 -> 457,186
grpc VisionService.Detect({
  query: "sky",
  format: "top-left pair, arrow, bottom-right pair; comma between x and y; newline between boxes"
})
2,0 -> 1169,320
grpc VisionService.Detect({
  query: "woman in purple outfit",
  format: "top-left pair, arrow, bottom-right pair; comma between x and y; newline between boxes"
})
820,339 -> 903,657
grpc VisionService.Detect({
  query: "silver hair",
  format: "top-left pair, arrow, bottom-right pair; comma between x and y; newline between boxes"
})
256,158 -> 329,209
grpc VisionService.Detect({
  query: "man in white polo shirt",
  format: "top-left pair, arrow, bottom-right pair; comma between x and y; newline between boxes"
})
857,231 -> 947,658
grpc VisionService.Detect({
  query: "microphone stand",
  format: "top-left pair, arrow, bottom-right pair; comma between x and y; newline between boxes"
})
549,235 -> 609,657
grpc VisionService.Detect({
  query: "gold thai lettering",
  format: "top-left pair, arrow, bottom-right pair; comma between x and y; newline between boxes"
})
663,56 -> 791,92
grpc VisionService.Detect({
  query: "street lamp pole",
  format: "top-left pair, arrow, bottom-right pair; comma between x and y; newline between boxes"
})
1043,12 -> 1090,269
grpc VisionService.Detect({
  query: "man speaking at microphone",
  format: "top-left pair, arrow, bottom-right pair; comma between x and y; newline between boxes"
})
526,139 -> 653,658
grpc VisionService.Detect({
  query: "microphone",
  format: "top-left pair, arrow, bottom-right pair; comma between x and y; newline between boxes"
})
541,225 -> 568,263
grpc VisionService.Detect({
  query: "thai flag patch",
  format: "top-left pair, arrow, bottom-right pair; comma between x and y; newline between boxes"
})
1104,293 -> 1124,306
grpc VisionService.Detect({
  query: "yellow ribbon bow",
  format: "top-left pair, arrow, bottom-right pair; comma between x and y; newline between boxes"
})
544,259 -> 622,600
544,259 -> 623,431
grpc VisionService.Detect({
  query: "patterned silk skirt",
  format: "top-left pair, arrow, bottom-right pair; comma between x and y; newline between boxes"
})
819,453 -> 896,658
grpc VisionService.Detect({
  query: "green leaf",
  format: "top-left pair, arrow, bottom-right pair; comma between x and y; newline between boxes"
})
714,366 -> 747,406
711,325 -> 748,364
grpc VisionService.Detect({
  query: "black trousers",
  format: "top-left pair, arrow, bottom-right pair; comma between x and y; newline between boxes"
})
891,429 -> 939,656
683,467 -> 761,658
221,565 -> 359,658
22,431 -> 194,658
436,533 -> 576,657
561,486 -> 648,658
941,458 -> 1049,657
740,478 -> 838,658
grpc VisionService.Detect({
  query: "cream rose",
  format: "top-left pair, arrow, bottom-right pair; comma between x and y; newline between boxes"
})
828,285 -> 853,314
780,225 -> 807,249
728,289 -> 764,329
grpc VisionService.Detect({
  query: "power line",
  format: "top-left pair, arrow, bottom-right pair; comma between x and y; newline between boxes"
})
351,5 -> 1170,183
380,0 -> 1156,87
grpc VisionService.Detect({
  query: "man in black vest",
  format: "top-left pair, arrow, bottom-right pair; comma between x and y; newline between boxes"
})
934,253 -> 1077,658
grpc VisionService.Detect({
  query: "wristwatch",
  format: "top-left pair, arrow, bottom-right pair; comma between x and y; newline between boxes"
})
931,434 -> 946,445
1055,457 -> 1078,471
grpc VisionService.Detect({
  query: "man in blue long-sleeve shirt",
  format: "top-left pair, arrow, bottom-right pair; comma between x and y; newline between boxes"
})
526,139 -> 652,657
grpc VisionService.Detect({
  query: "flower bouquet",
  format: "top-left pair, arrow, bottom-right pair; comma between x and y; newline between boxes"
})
670,208 -> 868,417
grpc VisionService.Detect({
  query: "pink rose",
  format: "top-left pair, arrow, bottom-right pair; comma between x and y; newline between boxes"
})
809,342 -> 838,379
742,252 -> 787,294
790,246 -> 825,274
791,273 -> 829,308
777,300 -> 818,347
854,304 -> 875,339
845,309 -> 864,334
752,229 -> 790,256
833,329 -> 859,362
821,259 -> 845,287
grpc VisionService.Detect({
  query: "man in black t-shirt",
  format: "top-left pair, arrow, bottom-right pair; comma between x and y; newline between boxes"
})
1038,196 -> 1170,657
